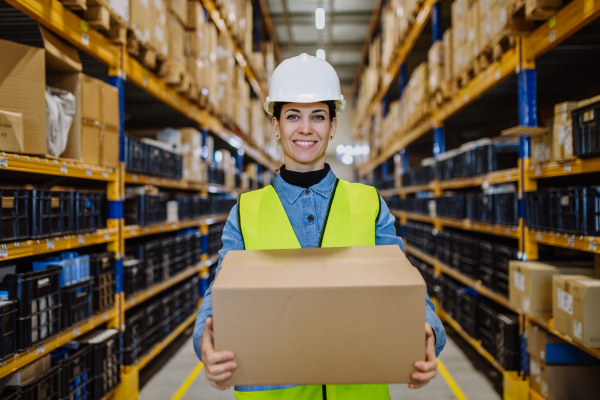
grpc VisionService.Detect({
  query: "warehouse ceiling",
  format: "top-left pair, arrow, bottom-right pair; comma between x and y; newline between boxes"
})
266,0 -> 376,85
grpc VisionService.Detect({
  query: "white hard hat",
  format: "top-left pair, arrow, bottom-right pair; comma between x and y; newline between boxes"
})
263,53 -> 346,116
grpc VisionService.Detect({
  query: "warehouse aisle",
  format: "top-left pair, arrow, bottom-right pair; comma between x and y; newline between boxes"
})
139,331 -> 501,400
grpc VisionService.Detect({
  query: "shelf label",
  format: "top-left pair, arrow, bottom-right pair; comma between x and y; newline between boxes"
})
143,77 -> 148,87
103,312 -> 109,320
130,229 -> 137,236
513,271 -> 525,291
60,165 -> 68,174
549,16 -> 556,29
495,70 -> 501,81
549,29 -> 556,43
0,248 -> 7,259
73,327 -> 80,337
81,20 -> 88,32
573,320 -> 583,340
102,171 -> 109,178
81,33 -> 90,46
37,345 -> 45,355
567,237 -> 575,247
589,242 -> 597,251
104,232 -> 110,240
47,241 -> 55,250
86,168 -> 92,177
171,223 -> 177,229
130,299 -> 136,306
537,232 -> 543,241
150,178 -> 156,183
535,166 -> 541,176
132,175 -> 138,182
78,235 -> 85,245
0,157 -> 7,167
145,227 -> 150,233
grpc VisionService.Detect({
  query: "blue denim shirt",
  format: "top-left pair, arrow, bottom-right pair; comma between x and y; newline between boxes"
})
193,169 -> 446,392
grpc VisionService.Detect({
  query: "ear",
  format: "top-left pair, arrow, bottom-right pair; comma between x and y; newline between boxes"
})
328,117 -> 338,141
272,117 -> 280,139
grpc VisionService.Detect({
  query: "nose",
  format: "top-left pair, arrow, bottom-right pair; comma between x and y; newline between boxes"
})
299,117 -> 312,135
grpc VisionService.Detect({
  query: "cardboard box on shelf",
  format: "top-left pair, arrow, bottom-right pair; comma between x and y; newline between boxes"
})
185,0 -> 205,30
509,261 -> 594,319
553,275 -> 600,348
167,13 -> 185,66
526,322 -> 598,364
185,29 -> 203,57
180,128 -> 202,157
129,0 -> 152,43
467,3 -> 481,61
213,245 -> 425,386
529,355 -> 600,400
81,122 -> 119,169
150,0 -> 169,57
81,74 -> 119,127
183,154 -> 203,182
428,41 -> 444,69
443,29 -> 453,82
0,110 -> 24,153
529,127 -> 553,164
169,0 -> 187,25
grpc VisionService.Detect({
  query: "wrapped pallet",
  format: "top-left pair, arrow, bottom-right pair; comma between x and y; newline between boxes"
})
428,41 -> 444,95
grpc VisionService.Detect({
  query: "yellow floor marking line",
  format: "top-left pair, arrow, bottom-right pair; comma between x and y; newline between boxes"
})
171,362 -> 204,400
438,359 -> 469,400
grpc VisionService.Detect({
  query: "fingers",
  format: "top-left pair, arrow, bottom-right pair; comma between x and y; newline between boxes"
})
415,359 -> 437,373
206,369 -> 234,383
205,317 -> 214,332
206,361 -> 237,376
412,370 -> 437,382
206,351 -> 235,364
425,323 -> 436,361
408,382 -> 427,389
209,380 -> 231,391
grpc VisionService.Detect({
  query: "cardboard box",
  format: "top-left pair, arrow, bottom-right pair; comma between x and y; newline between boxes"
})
186,30 -> 203,57
213,245 -> 425,386
185,0 -> 205,29
181,127 -> 202,157
151,0 -> 169,57
529,127 -> 553,164
529,355 -> 600,400
168,13 -> 185,66
81,75 -> 119,128
509,261 -> 593,319
526,322 -> 597,364
110,0 -> 130,25
428,41 -> 444,69
0,110 -> 24,153
552,120 -> 575,161
81,122 -> 119,168
129,0 -> 152,43
169,0 -> 187,25
553,275 -> 600,348
443,29 -> 453,81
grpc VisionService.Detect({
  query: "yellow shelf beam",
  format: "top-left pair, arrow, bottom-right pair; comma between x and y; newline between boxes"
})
0,228 -> 118,262
440,309 -> 508,374
529,158 -> 600,179
0,306 -> 118,379
0,152 -> 117,181
362,0 -> 435,123
438,217 -> 520,239
123,214 -> 228,239
528,317 -> 600,360
124,174 -> 206,191
201,0 -> 266,101
125,308 -> 199,371
404,244 -> 439,267
438,168 -> 520,190
205,253 -> 220,267
5,0 -> 119,68
125,264 -> 203,310
527,228 -> 600,254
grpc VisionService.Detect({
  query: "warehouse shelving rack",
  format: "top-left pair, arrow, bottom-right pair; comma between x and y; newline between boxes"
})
0,0 -> 279,397
356,0 -> 600,398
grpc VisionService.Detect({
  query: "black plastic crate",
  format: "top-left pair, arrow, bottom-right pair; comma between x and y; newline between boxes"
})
76,329 -> 120,400
572,100 -> 600,157
0,266 -> 62,351
494,192 -> 519,226
494,244 -> 518,276
74,191 -> 105,234
133,240 -> 165,286
0,387 -> 20,400
548,186 -> 600,235
123,310 -> 145,366
162,292 -> 183,336
0,188 -> 30,243
474,142 -> 519,175
526,191 -> 548,230
145,144 -> 164,177
123,258 -> 145,298
53,345 -> 93,400
124,136 -> 147,174
19,366 -> 60,400
473,193 -> 494,223
60,279 -> 93,329
0,300 -> 17,361
89,252 -> 115,313
143,301 -> 164,354
31,190 -> 74,238
497,349 -> 520,371
478,302 -> 499,334
478,327 -> 497,357
497,313 -> 520,352
437,194 -> 465,219
208,167 -> 225,185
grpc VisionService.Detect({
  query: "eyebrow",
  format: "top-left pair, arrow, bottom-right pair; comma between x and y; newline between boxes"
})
284,109 -> 327,114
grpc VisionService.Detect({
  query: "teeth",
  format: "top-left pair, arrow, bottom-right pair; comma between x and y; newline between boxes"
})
296,141 -> 315,146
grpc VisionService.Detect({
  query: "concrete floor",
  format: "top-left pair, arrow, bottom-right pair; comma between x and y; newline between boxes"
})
139,328 -> 502,400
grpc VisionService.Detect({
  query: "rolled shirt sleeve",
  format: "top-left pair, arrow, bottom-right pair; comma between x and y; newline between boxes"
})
376,196 -> 446,357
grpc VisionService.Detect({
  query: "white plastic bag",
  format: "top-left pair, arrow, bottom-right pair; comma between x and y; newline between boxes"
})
45,86 -> 76,156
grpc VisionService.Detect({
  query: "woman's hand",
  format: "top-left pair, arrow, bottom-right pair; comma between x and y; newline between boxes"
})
409,323 -> 438,389
200,317 -> 237,390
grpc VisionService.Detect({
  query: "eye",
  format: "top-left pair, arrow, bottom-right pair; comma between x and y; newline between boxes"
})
313,114 -> 325,121
287,114 -> 299,120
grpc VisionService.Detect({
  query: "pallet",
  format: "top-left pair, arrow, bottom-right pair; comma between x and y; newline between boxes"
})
524,0 -> 562,20
83,2 -> 127,44
165,62 -> 186,87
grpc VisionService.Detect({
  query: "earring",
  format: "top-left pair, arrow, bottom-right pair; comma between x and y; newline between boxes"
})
276,135 -> 280,139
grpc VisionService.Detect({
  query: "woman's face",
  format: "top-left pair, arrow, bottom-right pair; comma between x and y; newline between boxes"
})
273,102 -> 337,172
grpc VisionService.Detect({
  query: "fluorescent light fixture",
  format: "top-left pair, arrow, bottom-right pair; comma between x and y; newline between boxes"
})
354,145 -> 362,155
315,8 -> 325,30
344,145 -> 354,156
201,88 -> 209,96
235,52 -> 247,67
214,150 -> 223,163
238,149 -> 245,156
342,154 -> 354,165
316,49 -> 326,60
208,186 -> 218,193
336,144 -> 345,155
362,145 -> 370,155
228,138 -> 242,148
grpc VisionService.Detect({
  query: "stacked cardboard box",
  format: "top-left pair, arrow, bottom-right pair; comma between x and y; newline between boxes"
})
428,41 -> 445,97
442,29 -> 453,95
216,32 -> 235,118
156,127 -> 206,183
529,354 -> 600,400
405,62 -> 429,124
250,99 -> 265,149
452,0 -> 470,77
234,66 -> 250,135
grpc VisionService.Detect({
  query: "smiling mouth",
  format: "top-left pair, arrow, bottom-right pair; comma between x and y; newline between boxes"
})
293,140 -> 317,149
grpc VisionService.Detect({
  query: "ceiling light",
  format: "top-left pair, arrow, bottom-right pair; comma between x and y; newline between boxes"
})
344,145 -> 354,156
214,150 -> 223,163
315,8 -> 325,30
316,49 -> 326,60
362,145 -> 370,155
228,138 -> 242,148
237,149 -> 245,156
342,154 -> 354,165
336,144 -> 345,155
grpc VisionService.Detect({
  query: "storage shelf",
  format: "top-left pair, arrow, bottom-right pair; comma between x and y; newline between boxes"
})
438,168 -> 520,190
0,306 -> 117,379
125,306 -> 199,371
527,228 -> 600,254
391,210 -> 435,224
201,0 -> 266,101
438,217 -> 520,239
124,174 -> 236,192
529,158 -> 600,179
528,317 -> 600,361
529,387 -> 544,400
404,244 -> 516,311
123,214 -> 228,239
361,0 -> 435,124
0,152 -> 117,181
205,253 -> 220,267
125,263 -> 203,310
0,228 -> 119,262
440,309 -> 508,374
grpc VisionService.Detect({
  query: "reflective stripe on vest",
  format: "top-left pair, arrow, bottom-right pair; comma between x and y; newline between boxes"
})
236,179 -> 390,400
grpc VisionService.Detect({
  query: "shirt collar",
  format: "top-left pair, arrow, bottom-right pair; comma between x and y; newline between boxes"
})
273,168 -> 338,204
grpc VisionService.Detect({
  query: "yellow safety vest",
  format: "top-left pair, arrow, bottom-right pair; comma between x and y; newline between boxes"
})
236,179 -> 390,400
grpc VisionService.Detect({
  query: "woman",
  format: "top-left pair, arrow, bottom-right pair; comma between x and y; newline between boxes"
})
193,53 -> 446,399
